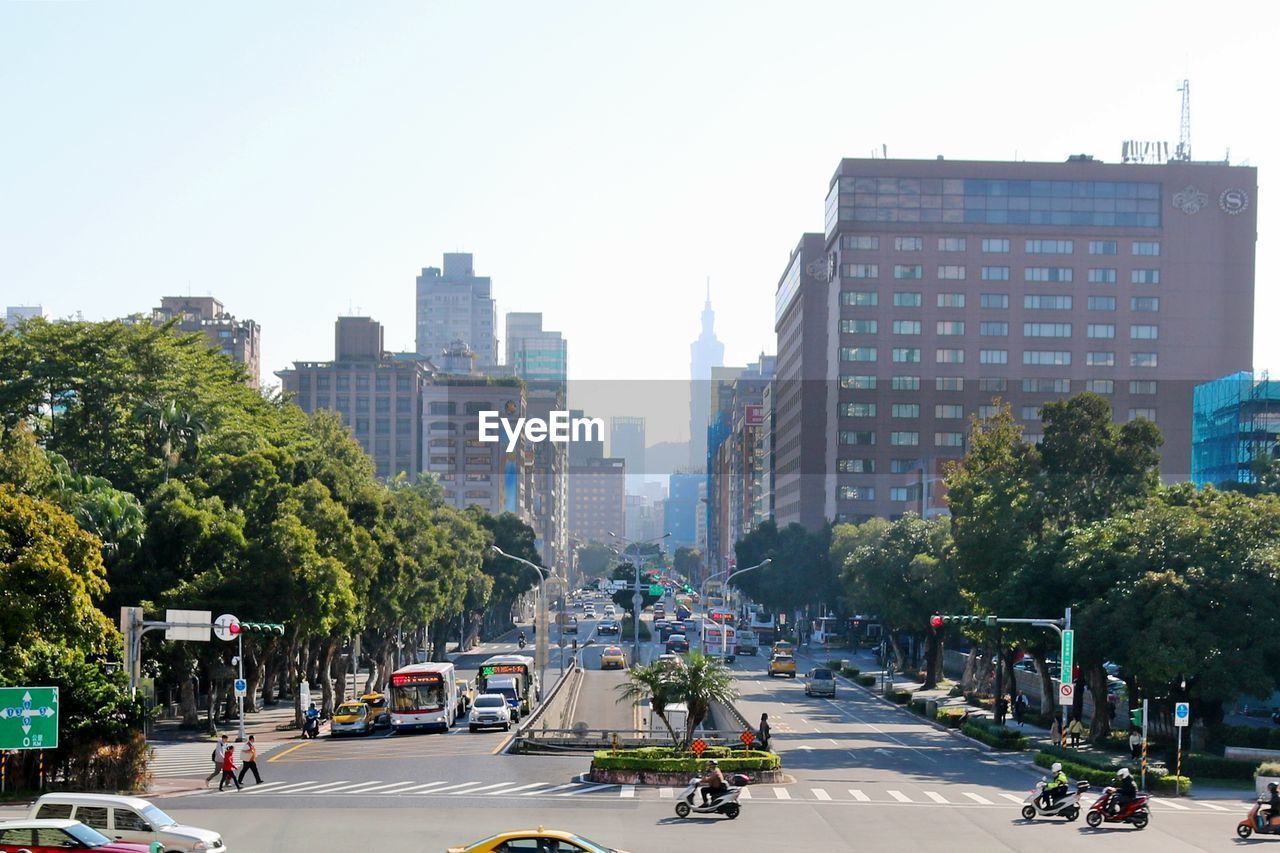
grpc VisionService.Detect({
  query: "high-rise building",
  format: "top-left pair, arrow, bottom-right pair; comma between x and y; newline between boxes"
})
772,233 -> 831,531
526,384 -> 569,569
610,415 -> 646,494
1192,371 -> 1280,487
689,284 -> 725,470
568,408 -> 605,466
5,305 -> 45,328
415,253 -> 498,368
153,296 -> 262,386
665,471 -> 702,549
277,316 -> 429,478
505,312 -> 567,385
825,156 -> 1256,522
568,457 -> 626,545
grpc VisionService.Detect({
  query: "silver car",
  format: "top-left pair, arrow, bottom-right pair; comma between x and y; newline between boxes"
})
469,693 -> 512,732
805,667 -> 837,697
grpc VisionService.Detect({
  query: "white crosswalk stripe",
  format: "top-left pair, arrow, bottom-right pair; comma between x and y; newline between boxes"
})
963,792 -> 993,805
888,790 -> 912,803
620,785 -> 635,798
924,791 -> 948,804
773,788 -> 791,800
1000,793 -> 1026,803
659,787 -> 674,799
738,787 -> 751,799
487,783 -> 550,796
147,740 -> 284,779
812,788 -> 831,801
1153,798 -> 1190,810
849,789 -> 870,802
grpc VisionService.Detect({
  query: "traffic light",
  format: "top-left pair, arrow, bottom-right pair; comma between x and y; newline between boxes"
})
932,615 -> 987,626
1130,708 -> 1144,728
240,622 -> 285,636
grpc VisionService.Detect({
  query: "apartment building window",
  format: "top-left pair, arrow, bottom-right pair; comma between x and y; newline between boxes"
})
840,347 -> 878,362
396,397 -> 412,413
979,377 -> 1008,392
840,375 -> 877,390
1130,324 -> 1159,340
937,293 -> 966,308
355,417 -> 370,434
1024,378 -> 1070,393
843,235 -> 879,250
936,348 -> 965,364
839,458 -> 876,473
1129,408 -> 1157,421
840,486 -> 876,501
937,321 -> 965,335
891,375 -> 920,390
935,404 -> 964,419
893,320 -> 921,335
937,237 -> 967,252
980,321 -> 1008,336
356,395 -> 370,412
464,402 -> 488,416
841,319 -> 878,334
895,264 -> 924,279
979,349 -> 1008,364
1025,267 -> 1073,282
1086,351 -> 1115,367
980,293 -> 1009,309
893,348 -> 921,363
1130,380 -> 1157,395
1131,352 -> 1158,368
1132,241 -> 1161,256
843,290 -> 878,306
1088,268 -> 1117,284
375,374 -> 390,392
894,292 -> 923,307
982,238 -> 1010,253
890,459 -> 921,473
1131,297 -> 1160,312
937,265 -> 966,280
1089,240 -> 1118,255
356,374 -> 370,389
936,377 -> 964,391
895,237 -> 923,251
396,417 -> 411,434
935,432 -> 965,447
1021,406 -> 1043,421
981,266 -> 1010,281
316,375 -> 330,391
893,403 -> 920,418
890,487 -> 912,502
1024,322 -> 1072,338
890,431 -> 920,446
1024,350 -> 1071,365
1024,295 -> 1072,310
841,402 -> 877,418
375,397 -> 391,413
1087,324 -> 1115,339
1086,379 -> 1114,394
1132,269 -> 1160,284
429,401 -> 454,415
396,376 -> 412,392
1025,239 -> 1074,254
978,405 -> 1001,419
840,431 -> 877,445
336,375 -> 350,391
843,264 -> 879,278
1088,296 -> 1116,311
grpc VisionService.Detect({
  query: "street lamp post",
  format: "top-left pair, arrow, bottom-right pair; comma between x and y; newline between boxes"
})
708,559 -> 771,659
491,546 -> 553,697
609,531 -> 670,663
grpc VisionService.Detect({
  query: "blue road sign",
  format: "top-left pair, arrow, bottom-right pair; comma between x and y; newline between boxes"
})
1174,701 -> 1190,727
233,678 -> 247,697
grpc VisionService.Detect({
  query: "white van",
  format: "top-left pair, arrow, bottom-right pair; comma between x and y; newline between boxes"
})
30,792 -> 226,851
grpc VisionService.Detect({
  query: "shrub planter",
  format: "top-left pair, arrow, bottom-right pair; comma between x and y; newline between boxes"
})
1257,762 -> 1280,797
588,767 -> 787,785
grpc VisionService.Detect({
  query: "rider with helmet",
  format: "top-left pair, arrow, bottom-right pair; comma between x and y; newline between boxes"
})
1041,762 -> 1069,808
1262,781 -> 1280,828
700,759 -> 727,805
1109,767 -> 1137,815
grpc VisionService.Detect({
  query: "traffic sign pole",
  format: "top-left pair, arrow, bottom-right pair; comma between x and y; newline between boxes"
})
237,632 -> 246,743
1174,701 -> 1190,795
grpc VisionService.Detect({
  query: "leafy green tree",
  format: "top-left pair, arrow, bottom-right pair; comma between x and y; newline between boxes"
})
733,520 -> 835,618
672,546 -> 701,581
576,543 -> 614,579
615,659 -> 681,745
670,651 -> 739,748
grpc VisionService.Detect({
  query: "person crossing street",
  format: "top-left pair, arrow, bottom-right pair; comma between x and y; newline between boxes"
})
204,734 -> 229,787
237,734 -> 263,785
219,744 -> 242,791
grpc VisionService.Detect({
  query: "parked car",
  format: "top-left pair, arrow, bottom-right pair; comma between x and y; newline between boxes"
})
805,667 -> 837,697
666,633 -> 689,653
0,819 -> 157,852
600,646 -> 626,669
359,691 -> 390,728
330,700 -> 374,736
30,793 -> 225,852
769,655 -> 797,678
468,693 -> 512,732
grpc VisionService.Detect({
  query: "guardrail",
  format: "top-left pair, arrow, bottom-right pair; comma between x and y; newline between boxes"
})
513,658 -> 579,735
514,727 -> 755,753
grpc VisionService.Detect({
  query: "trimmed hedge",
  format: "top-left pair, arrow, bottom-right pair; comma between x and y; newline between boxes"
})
842,665 -> 861,678
592,747 -> 779,773
1153,774 -> 1192,796
1039,743 -> 1123,772
937,708 -> 966,728
910,697 -> 928,716
1034,752 -> 1119,786
1259,761 -> 1280,778
889,690 -> 912,705
1177,753 -> 1260,781
618,616 -> 652,641
857,675 -> 876,687
1208,723 -> 1280,751
962,719 -> 1028,750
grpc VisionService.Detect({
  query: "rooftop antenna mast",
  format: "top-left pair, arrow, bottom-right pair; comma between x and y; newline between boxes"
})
1174,79 -> 1191,162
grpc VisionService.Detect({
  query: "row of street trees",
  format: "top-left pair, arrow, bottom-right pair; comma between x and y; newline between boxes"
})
731,394 -> 1280,742
0,318 -> 544,788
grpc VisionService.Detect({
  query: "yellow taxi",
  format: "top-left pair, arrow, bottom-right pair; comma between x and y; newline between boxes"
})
448,827 -> 629,853
771,641 -> 795,658
360,692 -> 390,728
768,654 -> 797,678
330,700 -> 374,736
600,646 -> 626,670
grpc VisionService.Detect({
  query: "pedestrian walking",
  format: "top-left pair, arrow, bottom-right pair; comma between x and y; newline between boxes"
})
1129,728 -> 1142,759
1106,693 -> 1117,722
219,744 -> 242,791
758,713 -> 771,752
1014,691 -> 1029,727
237,734 -> 262,785
1049,717 -> 1062,747
205,734 -> 229,787
1068,715 -> 1084,748
995,696 -> 1009,726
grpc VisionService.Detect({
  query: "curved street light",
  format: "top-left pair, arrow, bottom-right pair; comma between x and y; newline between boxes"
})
491,545 -> 555,692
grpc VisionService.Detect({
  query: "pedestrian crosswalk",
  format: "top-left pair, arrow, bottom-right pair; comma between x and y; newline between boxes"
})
170,775 -> 1242,813
148,740 -> 286,779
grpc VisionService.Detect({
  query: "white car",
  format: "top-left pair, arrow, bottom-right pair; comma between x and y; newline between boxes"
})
468,693 -> 513,732
30,792 -> 226,851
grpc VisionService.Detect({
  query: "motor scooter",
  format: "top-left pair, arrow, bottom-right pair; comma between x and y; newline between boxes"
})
673,774 -> 748,819
1236,798 -> 1280,838
518,637 -> 527,649
1020,778 -> 1089,821
1086,786 -> 1151,830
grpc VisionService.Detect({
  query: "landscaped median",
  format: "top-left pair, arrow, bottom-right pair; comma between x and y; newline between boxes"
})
587,746 -> 784,785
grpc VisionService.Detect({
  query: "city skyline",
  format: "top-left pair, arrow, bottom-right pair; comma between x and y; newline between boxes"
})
4,2 -> 1275,388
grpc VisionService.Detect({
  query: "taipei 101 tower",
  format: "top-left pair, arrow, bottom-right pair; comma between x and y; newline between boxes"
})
689,281 -> 725,470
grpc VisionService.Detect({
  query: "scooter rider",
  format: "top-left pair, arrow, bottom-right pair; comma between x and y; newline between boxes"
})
1041,762 -> 1068,809
700,759 -> 727,806
1109,767 -> 1137,815
1261,781 -> 1280,829
518,630 -> 527,646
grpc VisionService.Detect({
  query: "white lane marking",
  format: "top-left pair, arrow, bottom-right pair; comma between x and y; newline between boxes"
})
1154,799 -> 1190,810
558,784 -> 615,796
828,739 -> 839,746
822,698 -> 938,763
773,788 -> 792,800
925,791 -> 948,804
427,781 -> 489,794
527,783 -> 578,795
1198,802 -> 1231,811
485,782 -> 549,795
659,787 -> 673,799
394,781 -> 449,793
455,782 -> 521,794
233,781 -> 291,794
849,789 -> 870,802
354,781 -> 427,794
963,792 -> 993,805
738,787 -> 752,799
266,780 -> 350,794
620,785 -> 635,798
888,790 -> 912,803
812,788 -> 832,801
1001,793 -> 1026,803
321,780 -> 392,793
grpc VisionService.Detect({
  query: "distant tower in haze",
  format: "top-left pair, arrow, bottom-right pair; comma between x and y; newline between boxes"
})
689,281 -> 725,470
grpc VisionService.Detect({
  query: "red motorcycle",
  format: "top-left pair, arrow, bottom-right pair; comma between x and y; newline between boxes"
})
1086,786 -> 1151,830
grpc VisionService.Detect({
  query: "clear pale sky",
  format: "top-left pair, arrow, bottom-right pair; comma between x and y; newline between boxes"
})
3,1 -> 1275,402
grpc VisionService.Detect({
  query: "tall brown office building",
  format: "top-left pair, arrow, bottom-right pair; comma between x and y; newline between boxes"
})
153,296 -> 262,386
824,156 -> 1256,523
568,457 -> 626,546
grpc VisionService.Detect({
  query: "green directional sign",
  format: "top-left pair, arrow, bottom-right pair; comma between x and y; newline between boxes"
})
648,584 -> 665,597
0,686 -> 59,750
1061,629 -> 1075,681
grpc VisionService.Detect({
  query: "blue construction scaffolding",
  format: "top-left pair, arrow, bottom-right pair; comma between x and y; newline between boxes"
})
1192,371 -> 1280,486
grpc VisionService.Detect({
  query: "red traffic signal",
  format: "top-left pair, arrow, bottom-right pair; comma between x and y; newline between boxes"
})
930,615 -> 943,629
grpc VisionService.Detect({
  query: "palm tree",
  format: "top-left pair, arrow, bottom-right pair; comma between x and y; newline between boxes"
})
675,652 -> 739,747
615,660 -> 681,746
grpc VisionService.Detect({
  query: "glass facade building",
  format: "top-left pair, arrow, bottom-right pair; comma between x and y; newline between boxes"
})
1192,372 -> 1280,487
